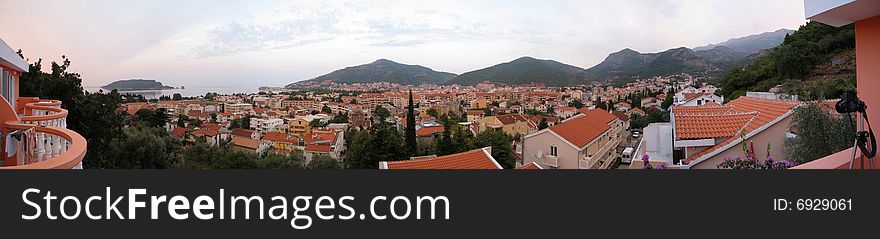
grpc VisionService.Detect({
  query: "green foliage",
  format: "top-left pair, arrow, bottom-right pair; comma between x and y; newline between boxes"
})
661,89 -> 675,109
474,130 -> 515,169
330,113 -> 349,124
784,102 -> 854,164
538,118 -> 549,130
308,156 -> 341,169
374,105 -> 391,120
717,22 -> 855,100
448,57 -> 585,86
405,91 -> 417,156
132,108 -> 170,128
569,99 -> 584,109
103,125 -> 182,169
345,123 -> 405,169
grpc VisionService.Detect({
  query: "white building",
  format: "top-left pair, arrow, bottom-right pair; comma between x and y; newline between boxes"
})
250,118 -> 284,133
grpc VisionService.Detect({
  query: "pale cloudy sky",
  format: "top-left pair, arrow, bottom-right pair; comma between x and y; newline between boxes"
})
0,0 -> 807,88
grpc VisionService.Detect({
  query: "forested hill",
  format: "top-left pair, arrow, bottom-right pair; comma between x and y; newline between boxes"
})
716,22 -> 856,101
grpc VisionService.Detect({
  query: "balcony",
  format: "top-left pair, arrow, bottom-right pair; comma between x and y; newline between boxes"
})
792,147 -> 876,169
583,138 -> 620,169
542,155 -> 559,168
0,98 -> 86,169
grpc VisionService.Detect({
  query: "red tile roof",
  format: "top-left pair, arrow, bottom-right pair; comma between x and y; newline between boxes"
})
681,97 -> 799,164
495,114 -> 535,128
305,144 -> 332,153
549,111 -> 613,148
416,126 -> 446,137
231,137 -> 260,150
263,132 -> 299,143
232,128 -> 255,138
191,128 -> 219,137
381,147 -> 502,169
170,127 -> 187,137
577,108 -> 618,124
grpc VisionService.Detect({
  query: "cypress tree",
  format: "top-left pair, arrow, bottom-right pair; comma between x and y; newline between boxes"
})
405,90 -> 418,156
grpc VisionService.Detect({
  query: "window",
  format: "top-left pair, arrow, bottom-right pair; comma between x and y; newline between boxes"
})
550,146 -> 558,157
697,100 -> 702,105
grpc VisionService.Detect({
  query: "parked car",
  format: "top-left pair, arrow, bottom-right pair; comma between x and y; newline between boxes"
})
620,147 -> 635,164
632,131 -> 641,138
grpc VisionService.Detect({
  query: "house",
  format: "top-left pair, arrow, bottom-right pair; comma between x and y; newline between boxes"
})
657,96 -> 799,169
231,136 -> 262,154
191,128 -> 222,146
478,114 -> 537,136
677,93 -> 724,107
289,117 -> 312,136
262,132 -> 300,155
529,115 -> 560,128
379,147 -> 502,169
416,124 -> 445,145
555,107 -> 578,118
466,109 -> 485,123
302,130 -> 344,163
231,128 -> 261,140
522,109 -> 623,169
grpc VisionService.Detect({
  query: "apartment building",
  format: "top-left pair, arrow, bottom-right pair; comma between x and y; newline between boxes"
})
522,109 -> 623,169
224,102 -> 253,114
478,114 -> 537,136
250,118 -> 284,133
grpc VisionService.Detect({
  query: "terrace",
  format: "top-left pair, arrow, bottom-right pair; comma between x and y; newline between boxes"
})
793,0 -> 880,169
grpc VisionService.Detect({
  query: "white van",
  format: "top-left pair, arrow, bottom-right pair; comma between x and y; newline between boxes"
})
620,147 -> 635,164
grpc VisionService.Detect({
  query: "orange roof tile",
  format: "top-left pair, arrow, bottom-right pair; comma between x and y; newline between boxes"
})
681,97 -> 799,164
305,144 -> 332,153
231,137 -> 260,149
191,128 -> 219,137
549,112 -> 612,148
416,126 -> 445,137
381,147 -> 502,169
170,127 -> 187,137
577,109 -> 618,124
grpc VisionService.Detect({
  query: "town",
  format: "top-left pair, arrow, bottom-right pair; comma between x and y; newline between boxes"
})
110,72 -> 813,170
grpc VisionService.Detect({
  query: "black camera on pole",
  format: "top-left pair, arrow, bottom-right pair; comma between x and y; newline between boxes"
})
836,91 -> 876,168
836,91 -> 867,114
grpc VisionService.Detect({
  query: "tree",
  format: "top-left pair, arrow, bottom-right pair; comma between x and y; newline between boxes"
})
345,124 -> 405,169
172,93 -> 183,101
474,130 -> 515,169
177,114 -> 188,127
569,99 -> 584,109
308,156 -> 341,169
330,113 -> 349,124
405,90 -> 418,156
538,118 -> 549,130
661,89 -> 675,109
322,105 -> 332,114
374,106 -> 391,120
426,108 -> 439,119
104,125 -> 181,169
784,102 -> 854,164
133,108 -> 169,128
18,54 -> 126,168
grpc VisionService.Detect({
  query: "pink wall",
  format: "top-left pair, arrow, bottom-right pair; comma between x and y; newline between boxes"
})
855,15 -> 880,168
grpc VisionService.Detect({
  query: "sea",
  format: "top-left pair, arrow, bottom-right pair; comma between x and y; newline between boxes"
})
83,87 -> 259,100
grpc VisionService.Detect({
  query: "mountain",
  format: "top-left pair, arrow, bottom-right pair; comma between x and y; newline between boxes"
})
288,59 -> 456,87
694,29 -> 795,54
102,79 -> 174,91
446,57 -> 585,86
695,46 -> 749,69
582,47 -> 714,83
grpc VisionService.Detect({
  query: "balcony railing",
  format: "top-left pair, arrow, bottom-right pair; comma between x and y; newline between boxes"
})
1,98 -> 86,169
542,156 -> 559,168
21,101 -> 68,128
583,138 -> 620,169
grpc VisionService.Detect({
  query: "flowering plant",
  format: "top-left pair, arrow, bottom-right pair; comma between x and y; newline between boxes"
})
717,156 -> 795,169
642,154 -> 666,170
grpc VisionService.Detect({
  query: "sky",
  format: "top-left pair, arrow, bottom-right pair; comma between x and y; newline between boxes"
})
0,0 -> 808,89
